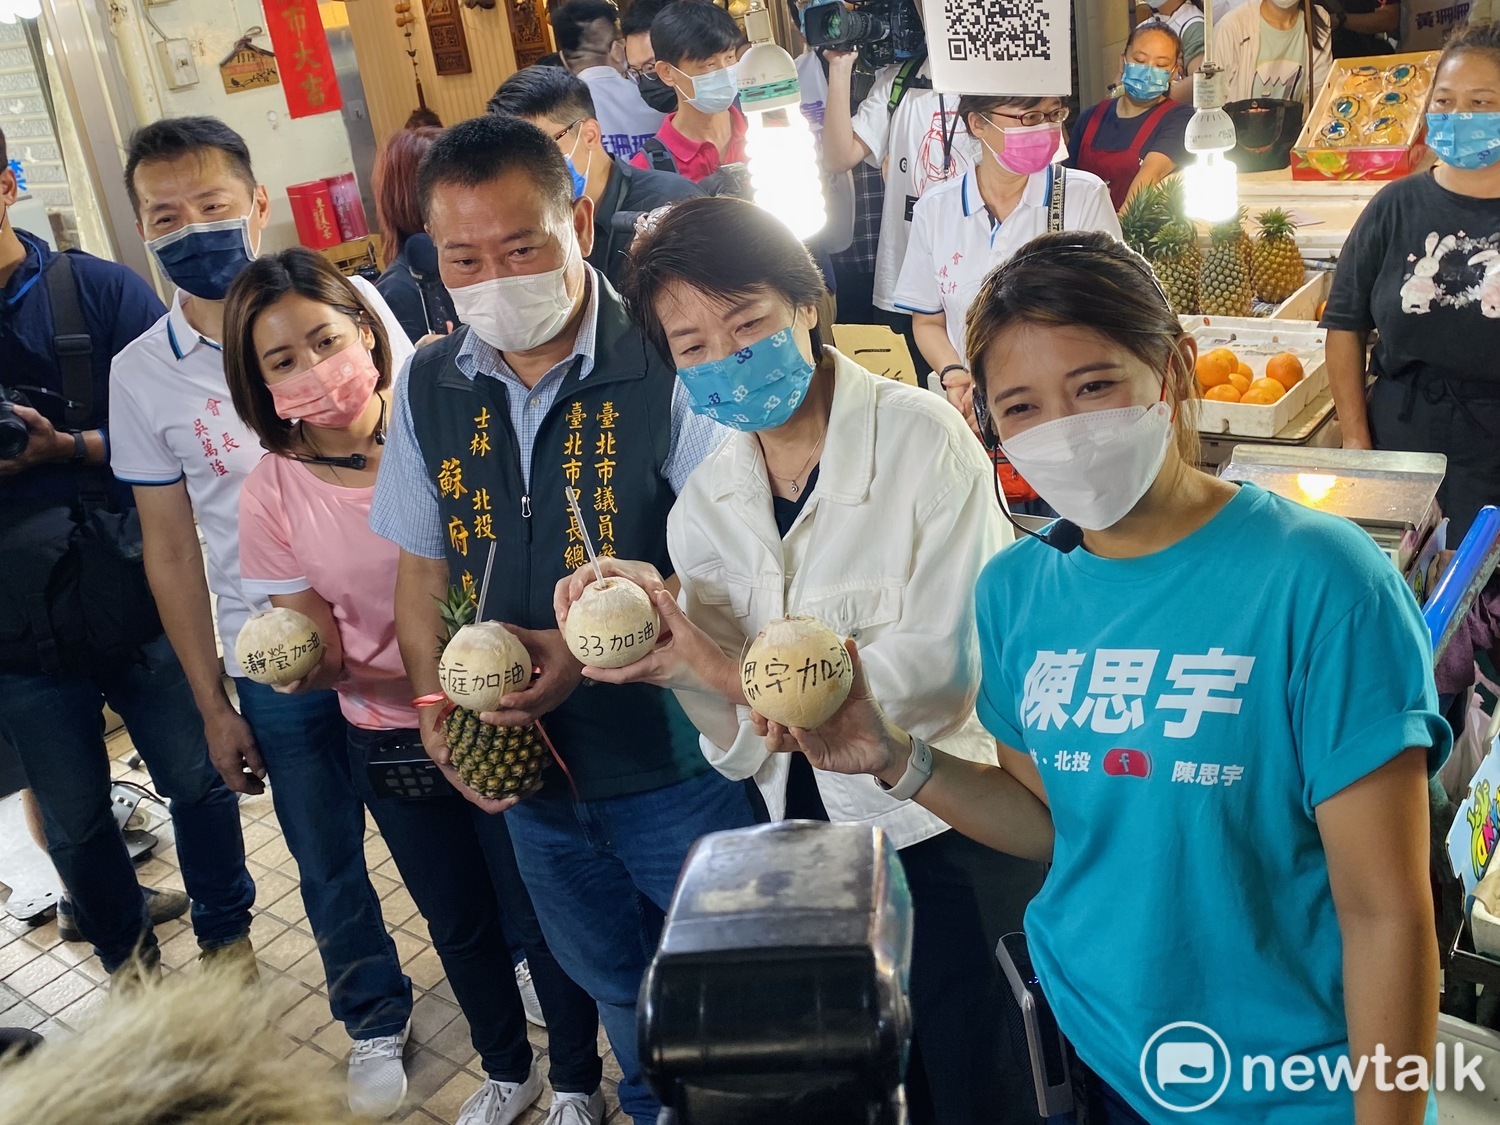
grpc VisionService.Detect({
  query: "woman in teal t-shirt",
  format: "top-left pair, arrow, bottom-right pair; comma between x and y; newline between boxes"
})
775,231 -> 1450,1124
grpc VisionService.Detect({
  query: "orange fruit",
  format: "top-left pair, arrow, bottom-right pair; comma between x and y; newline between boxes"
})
1249,377 -> 1286,401
1236,360 -> 1253,379
1207,347 -> 1238,368
1227,372 -> 1250,394
1240,387 -> 1281,405
1265,352 -> 1305,389
1195,351 -> 1235,388
1204,384 -> 1242,402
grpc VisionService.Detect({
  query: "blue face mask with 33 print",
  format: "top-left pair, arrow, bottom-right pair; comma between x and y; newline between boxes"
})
146,216 -> 257,300
677,326 -> 815,431
1122,60 -> 1171,101
1426,111 -> 1500,170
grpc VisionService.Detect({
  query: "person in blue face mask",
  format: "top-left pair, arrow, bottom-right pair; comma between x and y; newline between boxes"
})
631,0 -> 749,185
555,195 -> 1049,1125
1324,20 -> 1500,541
1069,21 -> 1195,212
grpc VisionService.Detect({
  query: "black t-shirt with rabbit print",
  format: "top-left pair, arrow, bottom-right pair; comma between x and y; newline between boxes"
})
1324,170 -> 1500,388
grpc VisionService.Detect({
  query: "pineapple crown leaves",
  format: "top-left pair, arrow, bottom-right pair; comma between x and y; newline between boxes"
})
1255,207 -> 1299,240
1209,208 -> 1249,244
434,585 -> 477,659
1119,183 -> 1171,259
1151,218 -> 1199,259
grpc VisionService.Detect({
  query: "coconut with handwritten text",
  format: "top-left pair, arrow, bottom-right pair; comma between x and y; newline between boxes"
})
565,577 -> 661,669
439,621 -> 531,713
741,616 -> 853,729
234,607 -> 323,687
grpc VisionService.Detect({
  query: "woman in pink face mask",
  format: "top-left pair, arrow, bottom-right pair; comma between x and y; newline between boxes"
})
892,93 -> 1120,512
223,249 -> 606,1125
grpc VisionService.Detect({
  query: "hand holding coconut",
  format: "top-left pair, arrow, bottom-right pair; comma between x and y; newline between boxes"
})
753,637 -> 913,785
559,576 -> 743,697
234,608 -> 327,690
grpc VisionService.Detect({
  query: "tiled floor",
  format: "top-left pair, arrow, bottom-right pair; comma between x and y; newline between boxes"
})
0,727 -> 626,1124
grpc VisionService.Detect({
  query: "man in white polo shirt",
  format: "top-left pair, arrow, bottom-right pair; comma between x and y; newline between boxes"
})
107,116 -> 416,1119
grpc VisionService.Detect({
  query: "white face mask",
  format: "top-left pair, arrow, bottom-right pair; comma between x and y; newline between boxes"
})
1000,402 -> 1174,531
1268,0 -> 1303,9
447,238 -> 579,353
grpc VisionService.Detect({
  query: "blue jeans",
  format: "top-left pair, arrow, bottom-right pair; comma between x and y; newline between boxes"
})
503,768 -> 756,1125
0,634 -> 254,973
235,680 -> 411,1039
348,724 -> 601,1089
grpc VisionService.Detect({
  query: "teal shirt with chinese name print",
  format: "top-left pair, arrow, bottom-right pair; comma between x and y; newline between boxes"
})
975,483 -> 1449,1121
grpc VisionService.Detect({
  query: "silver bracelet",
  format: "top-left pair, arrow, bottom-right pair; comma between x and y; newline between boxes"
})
878,736 -> 934,802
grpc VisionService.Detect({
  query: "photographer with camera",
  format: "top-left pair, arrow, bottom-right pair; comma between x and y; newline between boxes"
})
0,126 -> 255,981
817,0 -> 978,350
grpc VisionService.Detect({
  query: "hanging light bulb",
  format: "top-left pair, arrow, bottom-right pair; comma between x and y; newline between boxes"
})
1181,3 -> 1238,223
735,0 -> 826,240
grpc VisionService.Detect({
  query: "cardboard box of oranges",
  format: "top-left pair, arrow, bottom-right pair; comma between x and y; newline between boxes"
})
1182,316 -> 1328,438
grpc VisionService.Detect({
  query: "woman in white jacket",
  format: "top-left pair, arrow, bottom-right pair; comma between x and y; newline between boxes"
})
553,196 -> 1051,1125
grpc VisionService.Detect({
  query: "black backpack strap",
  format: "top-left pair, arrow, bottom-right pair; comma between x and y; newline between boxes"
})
1047,164 -> 1067,233
43,254 -> 93,430
642,137 -> 678,175
887,49 -> 929,115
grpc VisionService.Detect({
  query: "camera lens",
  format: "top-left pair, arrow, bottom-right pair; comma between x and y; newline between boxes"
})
804,6 -> 889,50
0,410 -> 30,460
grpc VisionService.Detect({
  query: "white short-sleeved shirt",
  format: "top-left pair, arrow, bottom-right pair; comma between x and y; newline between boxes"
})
576,65 -> 665,159
892,166 -> 1120,358
109,275 -> 414,676
851,59 -> 978,312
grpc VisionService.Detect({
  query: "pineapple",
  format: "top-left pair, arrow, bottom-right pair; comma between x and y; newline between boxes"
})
1251,208 -> 1304,304
1151,219 -> 1202,316
1119,182 -> 1168,261
1200,214 -> 1254,318
436,587 -> 548,801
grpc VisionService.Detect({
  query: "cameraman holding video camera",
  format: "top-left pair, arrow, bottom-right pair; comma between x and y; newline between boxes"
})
817,0 -> 976,360
0,127 -> 254,980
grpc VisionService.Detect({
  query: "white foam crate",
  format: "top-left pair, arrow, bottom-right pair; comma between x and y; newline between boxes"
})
1182,315 -> 1327,438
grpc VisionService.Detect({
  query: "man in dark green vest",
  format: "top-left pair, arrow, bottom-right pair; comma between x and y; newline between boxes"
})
370,113 -> 755,1125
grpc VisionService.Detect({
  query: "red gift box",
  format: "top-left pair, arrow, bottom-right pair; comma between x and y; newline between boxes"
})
323,173 -> 369,242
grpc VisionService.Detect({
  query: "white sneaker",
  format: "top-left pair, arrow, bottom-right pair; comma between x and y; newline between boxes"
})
546,1089 -> 605,1125
456,1062 -> 544,1124
516,959 -> 546,1027
346,1019 -> 410,1118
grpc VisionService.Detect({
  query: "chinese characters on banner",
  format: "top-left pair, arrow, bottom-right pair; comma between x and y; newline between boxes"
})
264,0 -> 343,118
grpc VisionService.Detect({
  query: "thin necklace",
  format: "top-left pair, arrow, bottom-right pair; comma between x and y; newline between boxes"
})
758,422 -> 826,497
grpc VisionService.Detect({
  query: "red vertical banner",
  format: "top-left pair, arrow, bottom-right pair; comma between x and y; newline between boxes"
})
264,0 -> 343,119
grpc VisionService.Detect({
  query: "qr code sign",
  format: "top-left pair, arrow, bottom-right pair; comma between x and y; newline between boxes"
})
945,0 -> 1054,62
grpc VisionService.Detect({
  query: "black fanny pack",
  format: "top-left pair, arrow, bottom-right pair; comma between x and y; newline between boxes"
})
0,488 -> 163,677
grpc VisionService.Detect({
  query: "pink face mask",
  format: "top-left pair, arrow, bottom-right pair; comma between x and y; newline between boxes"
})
269,340 -> 380,429
990,121 -> 1063,176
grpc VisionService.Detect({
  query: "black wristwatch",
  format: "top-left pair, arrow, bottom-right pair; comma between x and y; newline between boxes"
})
68,430 -> 86,463
938,363 -> 969,387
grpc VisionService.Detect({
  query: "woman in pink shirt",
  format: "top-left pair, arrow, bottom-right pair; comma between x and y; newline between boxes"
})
223,249 -> 606,1125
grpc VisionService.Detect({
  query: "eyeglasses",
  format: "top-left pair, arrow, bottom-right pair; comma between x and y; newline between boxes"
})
551,119 -> 585,143
986,106 -> 1071,128
626,62 -> 655,81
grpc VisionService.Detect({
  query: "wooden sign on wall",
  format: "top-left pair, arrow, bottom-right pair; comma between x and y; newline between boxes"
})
424,0 -> 473,75
507,0 -> 552,69
219,43 -> 280,95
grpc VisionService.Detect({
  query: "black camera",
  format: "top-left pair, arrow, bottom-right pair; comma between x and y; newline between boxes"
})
798,0 -> 924,69
0,386 -> 33,461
